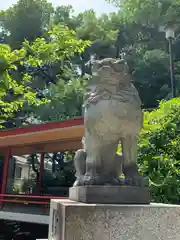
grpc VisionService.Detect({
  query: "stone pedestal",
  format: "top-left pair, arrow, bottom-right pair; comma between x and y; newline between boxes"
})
69,186 -> 150,204
48,199 -> 180,240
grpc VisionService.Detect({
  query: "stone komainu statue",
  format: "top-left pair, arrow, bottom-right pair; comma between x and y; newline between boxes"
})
73,58 -> 145,186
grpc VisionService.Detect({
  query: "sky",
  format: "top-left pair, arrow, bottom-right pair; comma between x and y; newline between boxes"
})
0,0 -> 117,15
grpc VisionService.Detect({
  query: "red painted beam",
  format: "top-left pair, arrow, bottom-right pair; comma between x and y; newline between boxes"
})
0,194 -> 68,199
0,194 -> 68,207
0,117 -> 83,137
0,199 -> 50,205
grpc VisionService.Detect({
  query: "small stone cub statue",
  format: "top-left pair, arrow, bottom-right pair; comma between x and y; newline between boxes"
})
73,58 -> 147,186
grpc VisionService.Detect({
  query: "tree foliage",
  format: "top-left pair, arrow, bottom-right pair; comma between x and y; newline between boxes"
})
106,0 -> 180,106
0,23 -> 90,126
138,98 -> 180,203
23,24 -> 90,122
0,44 -> 47,126
35,76 -> 89,122
2,0 -> 180,112
0,0 -> 53,48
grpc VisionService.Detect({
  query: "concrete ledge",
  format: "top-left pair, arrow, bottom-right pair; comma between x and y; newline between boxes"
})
48,199 -> 180,240
0,211 -> 49,225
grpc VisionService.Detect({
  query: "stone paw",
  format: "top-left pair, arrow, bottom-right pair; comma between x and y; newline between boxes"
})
124,176 -> 149,187
124,177 -> 133,185
82,174 -> 104,185
81,174 -> 123,186
106,177 -> 123,186
73,177 -> 84,186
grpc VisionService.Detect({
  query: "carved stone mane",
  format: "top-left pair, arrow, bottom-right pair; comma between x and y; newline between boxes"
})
84,58 -> 141,109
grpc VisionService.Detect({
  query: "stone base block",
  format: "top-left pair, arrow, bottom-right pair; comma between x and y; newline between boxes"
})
48,200 -> 180,240
69,186 -> 150,204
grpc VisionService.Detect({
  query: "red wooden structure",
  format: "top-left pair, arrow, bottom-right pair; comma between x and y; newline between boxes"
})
0,117 -> 84,209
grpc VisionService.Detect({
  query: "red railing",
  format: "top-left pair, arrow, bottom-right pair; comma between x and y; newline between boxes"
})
0,194 -> 68,212
0,129 -> 74,212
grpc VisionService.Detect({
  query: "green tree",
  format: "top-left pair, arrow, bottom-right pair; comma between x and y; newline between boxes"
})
106,0 -> 180,107
23,24 -> 90,122
72,10 -> 119,76
138,98 -> 180,203
34,76 -> 89,122
52,5 -> 79,30
107,0 -> 180,26
0,24 -> 90,126
0,0 -> 53,48
0,44 -> 47,127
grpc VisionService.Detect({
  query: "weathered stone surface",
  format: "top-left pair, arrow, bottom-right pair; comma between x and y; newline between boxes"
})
69,186 -> 150,204
48,199 -> 180,240
73,58 -> 147,188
